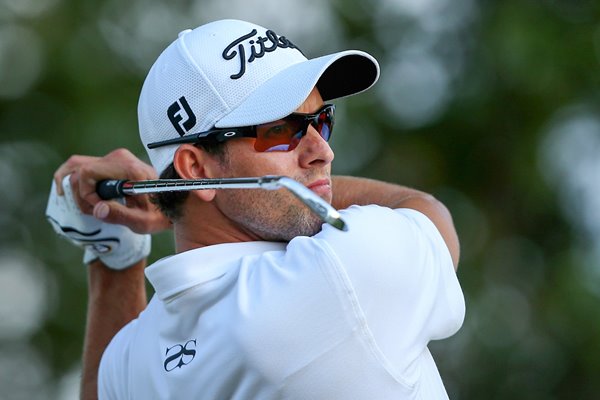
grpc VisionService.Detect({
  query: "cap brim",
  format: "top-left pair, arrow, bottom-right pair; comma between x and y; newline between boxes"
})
215,50 -> 379,128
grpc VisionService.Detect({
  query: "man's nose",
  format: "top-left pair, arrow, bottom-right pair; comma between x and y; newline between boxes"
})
297,125 -> 334,168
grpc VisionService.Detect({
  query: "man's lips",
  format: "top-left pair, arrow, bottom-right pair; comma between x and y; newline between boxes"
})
306,179 -> 332,197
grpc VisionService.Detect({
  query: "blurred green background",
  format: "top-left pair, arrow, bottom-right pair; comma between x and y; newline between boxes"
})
1,0 -> 600,398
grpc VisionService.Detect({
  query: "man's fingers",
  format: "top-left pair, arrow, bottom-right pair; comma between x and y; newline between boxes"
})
69,172 -> 94,214
93,200 -> 170,234
93,202 -> 111,220
78,148 -> 158,208
54,155 -> 100,196
53,149 -> 161,226
54,174 -> 65,196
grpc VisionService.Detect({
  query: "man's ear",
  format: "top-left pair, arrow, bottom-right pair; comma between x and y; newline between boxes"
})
173,144 -> 219,202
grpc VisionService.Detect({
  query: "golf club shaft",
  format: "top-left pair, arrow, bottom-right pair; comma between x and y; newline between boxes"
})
97,176 -> 347,231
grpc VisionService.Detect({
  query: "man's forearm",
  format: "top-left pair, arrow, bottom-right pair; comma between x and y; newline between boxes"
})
80,260 -> 148,400
332,175 -> 432,210
331,175 -> 460,268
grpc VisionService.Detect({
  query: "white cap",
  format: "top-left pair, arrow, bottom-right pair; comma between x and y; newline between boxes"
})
138,19 -> 380,174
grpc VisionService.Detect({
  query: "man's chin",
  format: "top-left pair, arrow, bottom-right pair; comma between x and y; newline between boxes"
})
262,213 -> 324,242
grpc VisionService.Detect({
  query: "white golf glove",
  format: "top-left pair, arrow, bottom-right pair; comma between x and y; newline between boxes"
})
46,176 -> 151,270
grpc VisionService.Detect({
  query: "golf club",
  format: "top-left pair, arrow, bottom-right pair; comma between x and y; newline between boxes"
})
97,175 -> 347,231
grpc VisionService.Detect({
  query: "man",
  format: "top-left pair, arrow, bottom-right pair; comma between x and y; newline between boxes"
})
48,19 -> 465,399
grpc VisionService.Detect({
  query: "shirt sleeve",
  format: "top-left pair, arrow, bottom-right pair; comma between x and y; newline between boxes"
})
313,205 -> 465,372
98,320 -> 137,400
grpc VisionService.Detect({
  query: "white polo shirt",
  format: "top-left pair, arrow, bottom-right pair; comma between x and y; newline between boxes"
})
98,205 -> 465,399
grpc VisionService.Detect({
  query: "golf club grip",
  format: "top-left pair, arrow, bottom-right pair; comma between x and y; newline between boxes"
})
97,179 -> 128,199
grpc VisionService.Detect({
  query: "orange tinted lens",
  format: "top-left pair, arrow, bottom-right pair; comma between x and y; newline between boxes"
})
254,119 -> 305,152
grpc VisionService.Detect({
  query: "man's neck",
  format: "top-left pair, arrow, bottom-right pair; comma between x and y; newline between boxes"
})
173,204 -> 261,253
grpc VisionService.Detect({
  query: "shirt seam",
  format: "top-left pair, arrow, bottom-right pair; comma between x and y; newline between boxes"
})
315,238 -> 417,390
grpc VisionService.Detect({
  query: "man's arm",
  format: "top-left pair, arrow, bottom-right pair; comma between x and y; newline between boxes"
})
332,175 -> 460,268
51,149 -> 170,400
81,260 -> 147,400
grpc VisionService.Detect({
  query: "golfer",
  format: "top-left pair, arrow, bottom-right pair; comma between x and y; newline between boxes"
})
47,19 -> 465,399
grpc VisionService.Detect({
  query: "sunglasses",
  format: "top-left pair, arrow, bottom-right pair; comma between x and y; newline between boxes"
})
147,104 -> 335,152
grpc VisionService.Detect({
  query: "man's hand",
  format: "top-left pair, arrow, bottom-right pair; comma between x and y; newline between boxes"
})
53,148 -> 171,234
46,176 -> 152,269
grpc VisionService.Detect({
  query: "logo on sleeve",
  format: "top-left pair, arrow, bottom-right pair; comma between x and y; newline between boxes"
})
167,96 -> 197,136
163,339 -> 197,372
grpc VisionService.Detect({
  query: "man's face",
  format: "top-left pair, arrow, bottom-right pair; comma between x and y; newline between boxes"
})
212,88 -> 335,241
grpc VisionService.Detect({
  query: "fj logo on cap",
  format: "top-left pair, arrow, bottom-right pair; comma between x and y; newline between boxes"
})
222,29 -> 303,80
167,96 -> 197,137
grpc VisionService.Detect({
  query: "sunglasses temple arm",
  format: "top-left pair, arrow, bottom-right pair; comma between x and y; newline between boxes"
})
96,176 -> 347,231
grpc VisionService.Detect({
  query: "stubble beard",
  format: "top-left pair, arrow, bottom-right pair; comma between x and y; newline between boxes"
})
216,187 -> 325,241
211,147 -> 330,241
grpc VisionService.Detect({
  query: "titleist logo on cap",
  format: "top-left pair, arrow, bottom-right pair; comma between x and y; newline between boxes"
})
222,29 -> 303,80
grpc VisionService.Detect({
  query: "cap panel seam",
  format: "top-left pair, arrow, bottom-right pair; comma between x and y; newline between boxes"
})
177,34 -> 231,117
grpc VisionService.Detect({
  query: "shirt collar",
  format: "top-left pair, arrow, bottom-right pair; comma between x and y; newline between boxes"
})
145,241 -> 286,301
